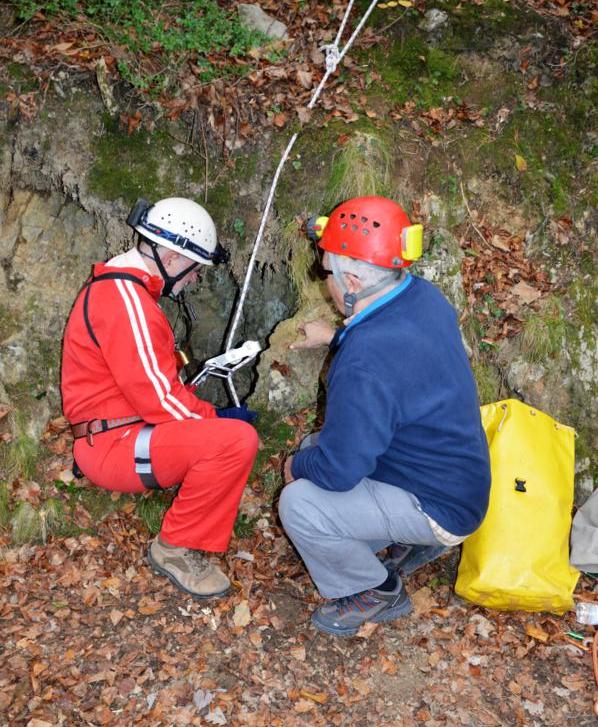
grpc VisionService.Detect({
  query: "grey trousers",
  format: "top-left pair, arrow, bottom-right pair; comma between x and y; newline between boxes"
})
279,437 -> 441,598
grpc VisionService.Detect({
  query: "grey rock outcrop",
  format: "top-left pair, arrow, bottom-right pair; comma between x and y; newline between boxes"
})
237,4 -> 289,41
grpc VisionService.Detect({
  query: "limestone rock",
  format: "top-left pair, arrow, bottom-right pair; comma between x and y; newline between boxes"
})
421,9 -> 449,33
237,4 -> 289,41
252,299 -> 336,412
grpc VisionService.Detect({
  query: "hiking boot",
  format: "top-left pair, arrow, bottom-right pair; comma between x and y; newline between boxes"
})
311,582 -> 412,637
147,537 -> 230,599
383,543 -> 449,577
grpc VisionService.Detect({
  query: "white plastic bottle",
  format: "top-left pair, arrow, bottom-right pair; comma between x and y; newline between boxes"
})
576,602 -> 598,625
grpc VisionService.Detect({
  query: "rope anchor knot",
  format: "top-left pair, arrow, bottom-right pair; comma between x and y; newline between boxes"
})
320,43 -> 342,74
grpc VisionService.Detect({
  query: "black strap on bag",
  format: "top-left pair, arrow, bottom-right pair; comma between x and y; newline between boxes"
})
82,270 -> 149,347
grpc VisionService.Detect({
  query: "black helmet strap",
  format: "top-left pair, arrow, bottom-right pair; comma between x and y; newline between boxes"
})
138,236 -> 198,299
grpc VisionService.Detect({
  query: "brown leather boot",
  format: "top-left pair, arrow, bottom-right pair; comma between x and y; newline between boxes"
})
147,537 -> 230,598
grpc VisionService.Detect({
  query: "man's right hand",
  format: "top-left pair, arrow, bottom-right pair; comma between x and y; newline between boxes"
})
289,319 -> 335,350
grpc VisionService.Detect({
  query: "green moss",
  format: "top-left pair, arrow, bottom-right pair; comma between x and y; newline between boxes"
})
207,180 -> 234,229
5,62 -> 38,93
365,39 -> 461,109
439,0 -> 539,53
274,123 -> 338,221
77,488 -> 124,522
498,110 -> 585,213
253,407 -> 294,471
235,149 -> 260,183
570,279 -> 597,332
4,334 -> 61,420
0,302 -> 19,341
89,117 -> 182,204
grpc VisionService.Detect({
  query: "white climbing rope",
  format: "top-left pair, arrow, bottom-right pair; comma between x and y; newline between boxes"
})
224,0 -> 381,364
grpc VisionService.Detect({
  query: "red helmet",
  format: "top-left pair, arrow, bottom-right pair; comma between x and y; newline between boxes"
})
318,196 -> 422,268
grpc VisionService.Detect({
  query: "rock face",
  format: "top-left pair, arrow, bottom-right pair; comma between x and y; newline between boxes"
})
0,190 -> 104,437
237,4 -> 289,40
0,94 -> 299,436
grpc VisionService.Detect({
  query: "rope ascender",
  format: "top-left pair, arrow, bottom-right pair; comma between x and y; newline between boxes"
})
192,0 -> 381,405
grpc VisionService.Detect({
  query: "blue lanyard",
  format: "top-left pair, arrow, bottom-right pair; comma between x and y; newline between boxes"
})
334,273 -> 413,347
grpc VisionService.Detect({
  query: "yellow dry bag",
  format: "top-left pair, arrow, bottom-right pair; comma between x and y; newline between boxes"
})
455,399 -> 579,613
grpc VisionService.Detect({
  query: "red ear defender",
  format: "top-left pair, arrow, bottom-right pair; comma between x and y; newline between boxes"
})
318,196 -> 422,268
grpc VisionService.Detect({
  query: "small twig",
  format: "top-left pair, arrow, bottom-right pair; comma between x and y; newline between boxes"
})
378,9 -> 409,36
164,130 -> 195,149
188,107 -> 198,146
221,663 -> 267,687
200,113 -> 209,204
460,180 -> 491,248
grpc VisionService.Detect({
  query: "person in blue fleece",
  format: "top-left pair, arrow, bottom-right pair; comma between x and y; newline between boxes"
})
279,196 -> 491,636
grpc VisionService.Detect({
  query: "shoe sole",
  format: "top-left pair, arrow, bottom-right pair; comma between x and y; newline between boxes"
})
311,596 -> 413,637
147,548 -> 229,600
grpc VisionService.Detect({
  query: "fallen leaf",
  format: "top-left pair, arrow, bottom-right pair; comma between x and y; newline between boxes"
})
300,690 -> 328,704
511,280 -> 541,304
31,661 -> 48,676
232,600 -> 251,628
296,69 -> 313,89
290,644 -> 306,661
515,154 -> 527,172
411,586 -> 436,615
109,609 -> 124,626
101,576 -> 121,591
296,106 -> 312,124
138,598 -> 163,616
51,41 -> 74,53
294,698 -> 315,713
352,677 -> 373,696
561,674 -> 587,691
271,360 -> 291,377
490,234 -> 511,252
525,624 -> 550,643
508,680 -> 522,694
356,620 -> 379,638
48,415 -> 69,432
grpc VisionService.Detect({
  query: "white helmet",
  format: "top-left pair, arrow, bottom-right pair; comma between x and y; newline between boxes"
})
129,197 -> 226,266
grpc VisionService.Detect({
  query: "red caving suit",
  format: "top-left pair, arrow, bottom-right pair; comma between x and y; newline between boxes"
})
61,248 -> 258,551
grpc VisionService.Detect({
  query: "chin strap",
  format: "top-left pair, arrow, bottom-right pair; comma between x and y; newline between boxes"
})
138,239 -> 198,298
329,254 -> 402,318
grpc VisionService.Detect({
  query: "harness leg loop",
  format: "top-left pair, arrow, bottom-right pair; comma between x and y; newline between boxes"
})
134,424 -> 161,490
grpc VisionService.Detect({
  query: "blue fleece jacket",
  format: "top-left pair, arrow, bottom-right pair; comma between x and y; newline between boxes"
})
291,274 -> 491,536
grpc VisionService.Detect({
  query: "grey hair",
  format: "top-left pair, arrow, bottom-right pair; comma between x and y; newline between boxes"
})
330,253 -> 400,288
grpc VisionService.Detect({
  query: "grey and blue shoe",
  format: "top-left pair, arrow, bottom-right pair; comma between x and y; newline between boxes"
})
311,582 -> 412,637
383,543 -> 449,577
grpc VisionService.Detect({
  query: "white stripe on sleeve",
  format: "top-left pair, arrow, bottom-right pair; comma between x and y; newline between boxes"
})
115,279 -> 184,421
122,280 -> 201,420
